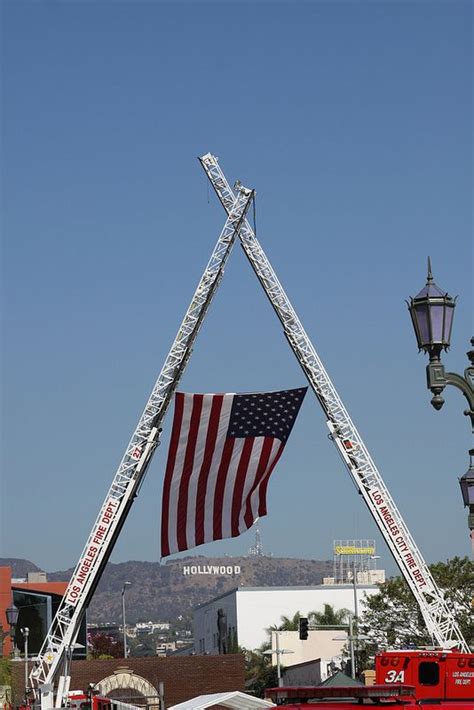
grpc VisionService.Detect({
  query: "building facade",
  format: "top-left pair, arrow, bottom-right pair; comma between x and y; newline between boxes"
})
0,566 -> 86,659
194,584 -> 381,654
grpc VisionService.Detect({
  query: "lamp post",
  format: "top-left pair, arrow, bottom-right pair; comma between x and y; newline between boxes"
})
121,581 -> 132,658
333,613 -> 369,680
263,631 -> 294,687
407,259 -> 474,554
351,558 -> 359,621
21,627 -> 29,704
6,604 -> 19,658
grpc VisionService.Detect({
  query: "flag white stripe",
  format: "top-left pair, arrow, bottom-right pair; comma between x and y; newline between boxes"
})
185,394 -> 213,549
235,437 -> 265,535
244,438 -> 282,529
201,395 -> 234,545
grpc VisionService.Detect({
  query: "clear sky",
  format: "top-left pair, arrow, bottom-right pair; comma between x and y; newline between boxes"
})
1,0 -> 472,577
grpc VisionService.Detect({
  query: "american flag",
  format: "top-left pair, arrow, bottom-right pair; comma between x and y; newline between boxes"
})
160,387 -> 307,557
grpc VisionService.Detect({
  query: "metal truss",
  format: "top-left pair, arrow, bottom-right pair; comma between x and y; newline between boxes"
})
199,153 -> 468,652
30,183 -> 255,705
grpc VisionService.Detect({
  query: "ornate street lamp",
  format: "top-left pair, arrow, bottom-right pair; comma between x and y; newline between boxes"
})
6,604 -> 19,629
407,259 -> 474,553
6,604 -> 19,657
459,451 -> 474,511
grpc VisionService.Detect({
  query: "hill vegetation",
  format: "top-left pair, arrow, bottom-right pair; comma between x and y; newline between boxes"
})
2,555 -> 333,624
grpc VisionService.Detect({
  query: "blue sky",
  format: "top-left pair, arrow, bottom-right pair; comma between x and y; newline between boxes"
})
1,0 -> 472,576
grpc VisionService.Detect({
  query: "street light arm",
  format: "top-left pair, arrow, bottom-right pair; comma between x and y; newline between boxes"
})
426,359 -> 474,432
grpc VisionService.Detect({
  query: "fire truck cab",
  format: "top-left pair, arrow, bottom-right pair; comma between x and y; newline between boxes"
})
376,649 -> 474,701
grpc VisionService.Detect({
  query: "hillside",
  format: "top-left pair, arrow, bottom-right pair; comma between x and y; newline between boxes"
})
2,558 -> 41,578
2,555 -> 333,624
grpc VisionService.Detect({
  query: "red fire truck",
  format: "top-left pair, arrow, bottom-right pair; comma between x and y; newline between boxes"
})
66,691 -> 141,710
265,648 -> 474,708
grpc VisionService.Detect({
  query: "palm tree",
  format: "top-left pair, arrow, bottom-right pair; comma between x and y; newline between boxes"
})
309,604 -> 350,627
267,611 -> 302,632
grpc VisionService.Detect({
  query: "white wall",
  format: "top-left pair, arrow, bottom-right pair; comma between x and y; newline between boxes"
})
235,586 -> 377,650
193,585 -> 380,653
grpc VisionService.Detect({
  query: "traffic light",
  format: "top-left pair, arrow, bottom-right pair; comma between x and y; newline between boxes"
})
299,617 -> 309,640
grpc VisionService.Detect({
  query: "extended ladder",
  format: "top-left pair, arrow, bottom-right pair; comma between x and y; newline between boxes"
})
30,184 -> 255,708
199,152 -> 468,653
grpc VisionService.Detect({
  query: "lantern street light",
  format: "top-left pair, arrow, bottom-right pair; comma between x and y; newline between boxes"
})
407,259 -> 474,553
6,604 -> 19,658
459,452 -> 474,541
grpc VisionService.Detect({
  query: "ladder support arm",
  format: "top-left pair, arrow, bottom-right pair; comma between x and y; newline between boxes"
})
30,182 -> 255,704
199,152 -> 468,653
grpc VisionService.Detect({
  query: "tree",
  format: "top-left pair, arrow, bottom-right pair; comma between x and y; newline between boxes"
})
309,604 -> 350,627
243,645 -> 279,698
268,611 -> 302,632
88,633 -> 124,659
0,657 -> 11,689
359,557 -> 474,651
430,557 -> 474,645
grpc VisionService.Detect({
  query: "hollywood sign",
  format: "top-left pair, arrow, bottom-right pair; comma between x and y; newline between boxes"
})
183,565 -> 241,576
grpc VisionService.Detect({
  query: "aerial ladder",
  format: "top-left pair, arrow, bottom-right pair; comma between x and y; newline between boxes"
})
29,154 -> 468,710
29,183 -> 255,709
199,152 -> 469,653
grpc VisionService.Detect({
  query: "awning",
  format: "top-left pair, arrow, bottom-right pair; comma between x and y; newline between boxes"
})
168,691 -> 274,710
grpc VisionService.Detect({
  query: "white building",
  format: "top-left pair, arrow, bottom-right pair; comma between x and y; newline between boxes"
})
193,584 -> 381,654
268,629 -> 346,669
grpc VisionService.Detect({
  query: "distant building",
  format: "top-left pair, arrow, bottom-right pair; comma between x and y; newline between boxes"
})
194,584 -> 382,654
0,566 -> 86,659
135,621 -> 171,636
323,570 -> 385,585
156,641 -> 177,656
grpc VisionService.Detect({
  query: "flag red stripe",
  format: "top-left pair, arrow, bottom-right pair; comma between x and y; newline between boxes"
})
176,395 -> 204,552
160,392 -> 185,558
243,437 -> 275,529
231,438 -> 255,537
194,395 -> 224,546
257,441 -> 285,517
212,438 -> 235,540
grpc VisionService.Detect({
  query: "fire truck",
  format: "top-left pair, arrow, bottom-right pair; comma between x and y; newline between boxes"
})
66,691 -> 140,710
266,648 -> 474,707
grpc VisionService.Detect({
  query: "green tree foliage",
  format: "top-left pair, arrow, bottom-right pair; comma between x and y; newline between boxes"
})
131,639 -> 156,657
0,657 -> 12,686
359,557 -> 474,651
430,557 -> 474,645
268,612 -> 302,632
243,646 -> 279,698
309,604 -> 350,627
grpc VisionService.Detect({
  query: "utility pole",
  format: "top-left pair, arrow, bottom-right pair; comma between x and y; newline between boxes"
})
21,627 -> 29,704
121,582 -> 131,658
